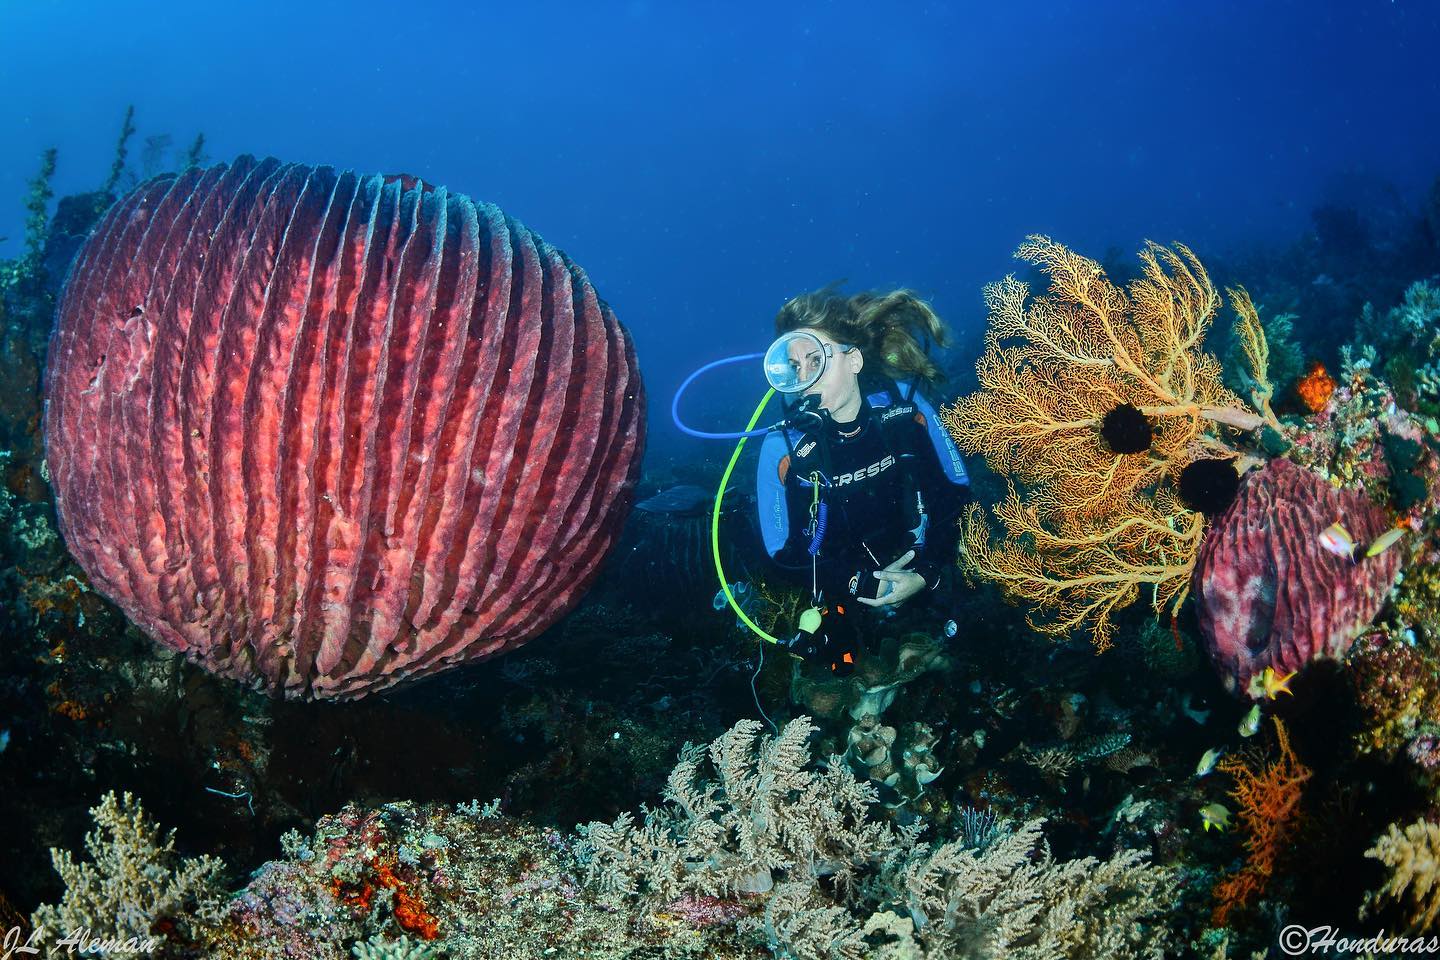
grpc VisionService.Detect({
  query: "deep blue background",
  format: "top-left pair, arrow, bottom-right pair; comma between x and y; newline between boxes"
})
3,1 -> 1438,469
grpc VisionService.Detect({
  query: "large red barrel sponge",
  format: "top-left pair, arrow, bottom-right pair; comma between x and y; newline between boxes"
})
43,156 -> 645,700
1194,459 -> 1400,697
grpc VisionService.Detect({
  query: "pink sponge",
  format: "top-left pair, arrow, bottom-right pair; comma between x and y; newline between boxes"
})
1194,458 -> 1401,696
44,156 -> 645,700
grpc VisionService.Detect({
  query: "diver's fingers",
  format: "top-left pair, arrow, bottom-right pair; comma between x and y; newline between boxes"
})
856,593 -> 889,607
883,549 -> 917,571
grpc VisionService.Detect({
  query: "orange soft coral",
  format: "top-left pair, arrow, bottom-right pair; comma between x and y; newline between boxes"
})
1295,361 -> 1337,414
1211,717 -> 1313,925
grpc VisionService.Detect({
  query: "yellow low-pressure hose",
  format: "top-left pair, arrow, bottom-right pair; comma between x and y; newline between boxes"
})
713,388 -> 784,645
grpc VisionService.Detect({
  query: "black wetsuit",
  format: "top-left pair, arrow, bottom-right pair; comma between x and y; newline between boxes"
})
756,379 -> 971,612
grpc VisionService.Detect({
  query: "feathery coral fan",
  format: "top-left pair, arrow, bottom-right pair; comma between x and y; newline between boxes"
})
942,236 -> 1279,651
1365,818 -> 1440,932
1211,718 -> 1312,926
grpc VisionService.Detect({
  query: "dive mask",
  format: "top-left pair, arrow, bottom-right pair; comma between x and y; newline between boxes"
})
763,331 -> 853,394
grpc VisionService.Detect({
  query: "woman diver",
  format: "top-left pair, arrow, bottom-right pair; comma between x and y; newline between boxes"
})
755,287 -> 972,671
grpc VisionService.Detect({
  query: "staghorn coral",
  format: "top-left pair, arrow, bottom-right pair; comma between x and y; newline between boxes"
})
944,237 -> 1277,651
1365,818 -> 1440,932
29,791 -> 227,946
580,716 -> 1176,960
1211,718 -> 1312,926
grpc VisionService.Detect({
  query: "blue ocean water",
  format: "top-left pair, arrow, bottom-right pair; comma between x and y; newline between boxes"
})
3,1 -> 1437,470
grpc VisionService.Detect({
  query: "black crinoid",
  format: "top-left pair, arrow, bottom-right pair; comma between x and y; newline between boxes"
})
1178,457 -> 1241,517
1100,403 -> 1153,454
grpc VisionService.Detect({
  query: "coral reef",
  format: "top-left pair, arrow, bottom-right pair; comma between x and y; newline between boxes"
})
789,631 -> 948,720
216,798 -> 763,959
1194,458 -> 1404,695
29,791 -> 227,946
580,716 -> 1177,959
1348,631 -> 1440,759
1210,719 -> 1312,926
944,237 -> 1278,651
1355,280 -> 1440,420
1365,817 -> 1440,932
45,155 -> 645,700
1287,345 -> 1440,517
350,934 -> 439,960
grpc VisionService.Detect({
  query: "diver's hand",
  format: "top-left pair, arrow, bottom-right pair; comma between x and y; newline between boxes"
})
858,549 -> 925,607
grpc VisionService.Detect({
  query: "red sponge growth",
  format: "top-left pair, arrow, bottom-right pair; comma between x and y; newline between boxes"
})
44,156 -> 645,700
1193,459 -> 1400,696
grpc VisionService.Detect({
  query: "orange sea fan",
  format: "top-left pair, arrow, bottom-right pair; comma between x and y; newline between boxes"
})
1211,717 -> 1313,926
942,237 -> 1278,652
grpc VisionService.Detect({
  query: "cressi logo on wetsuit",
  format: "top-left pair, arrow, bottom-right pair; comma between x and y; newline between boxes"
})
833,454 -> 896,486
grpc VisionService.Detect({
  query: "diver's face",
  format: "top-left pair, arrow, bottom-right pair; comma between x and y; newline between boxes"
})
791,328 -> 862,418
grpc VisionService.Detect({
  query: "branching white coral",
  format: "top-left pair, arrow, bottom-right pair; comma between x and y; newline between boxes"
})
1365,817 -> 1440,931
29,791 -> 227,942
579,717 -> 1177,960
351,933 -> 441,960
578,717 -> 909,902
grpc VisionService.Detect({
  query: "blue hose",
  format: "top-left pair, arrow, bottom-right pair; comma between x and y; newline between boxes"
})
671,353 -> 774,440
808,501 -> 828,556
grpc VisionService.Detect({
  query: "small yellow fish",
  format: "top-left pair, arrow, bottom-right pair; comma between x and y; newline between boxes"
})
1195,747 -> 1225,777
1318,522 -> 1356,559
1200,802 -> 1232,832
1258,666 -> 1297,700
1365,526 -> 1408,559
1239,703 -> 1263,737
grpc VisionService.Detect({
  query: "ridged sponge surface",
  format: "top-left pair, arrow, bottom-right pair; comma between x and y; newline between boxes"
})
44,156 -> 645,700
1194,459 -> 1399,696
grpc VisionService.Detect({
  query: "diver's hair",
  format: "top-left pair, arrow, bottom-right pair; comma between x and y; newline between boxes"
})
774,283 -> 950,387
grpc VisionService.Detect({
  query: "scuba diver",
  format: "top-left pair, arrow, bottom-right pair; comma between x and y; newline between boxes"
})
670,285 -> 970,682
755,287 -> 971,672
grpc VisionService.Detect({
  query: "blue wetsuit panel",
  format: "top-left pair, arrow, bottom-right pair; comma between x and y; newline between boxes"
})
907,386 -> 969,486
757,430 -> 795,557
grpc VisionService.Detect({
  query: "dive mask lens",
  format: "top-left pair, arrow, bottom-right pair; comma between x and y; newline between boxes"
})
763,331 -> 828,394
